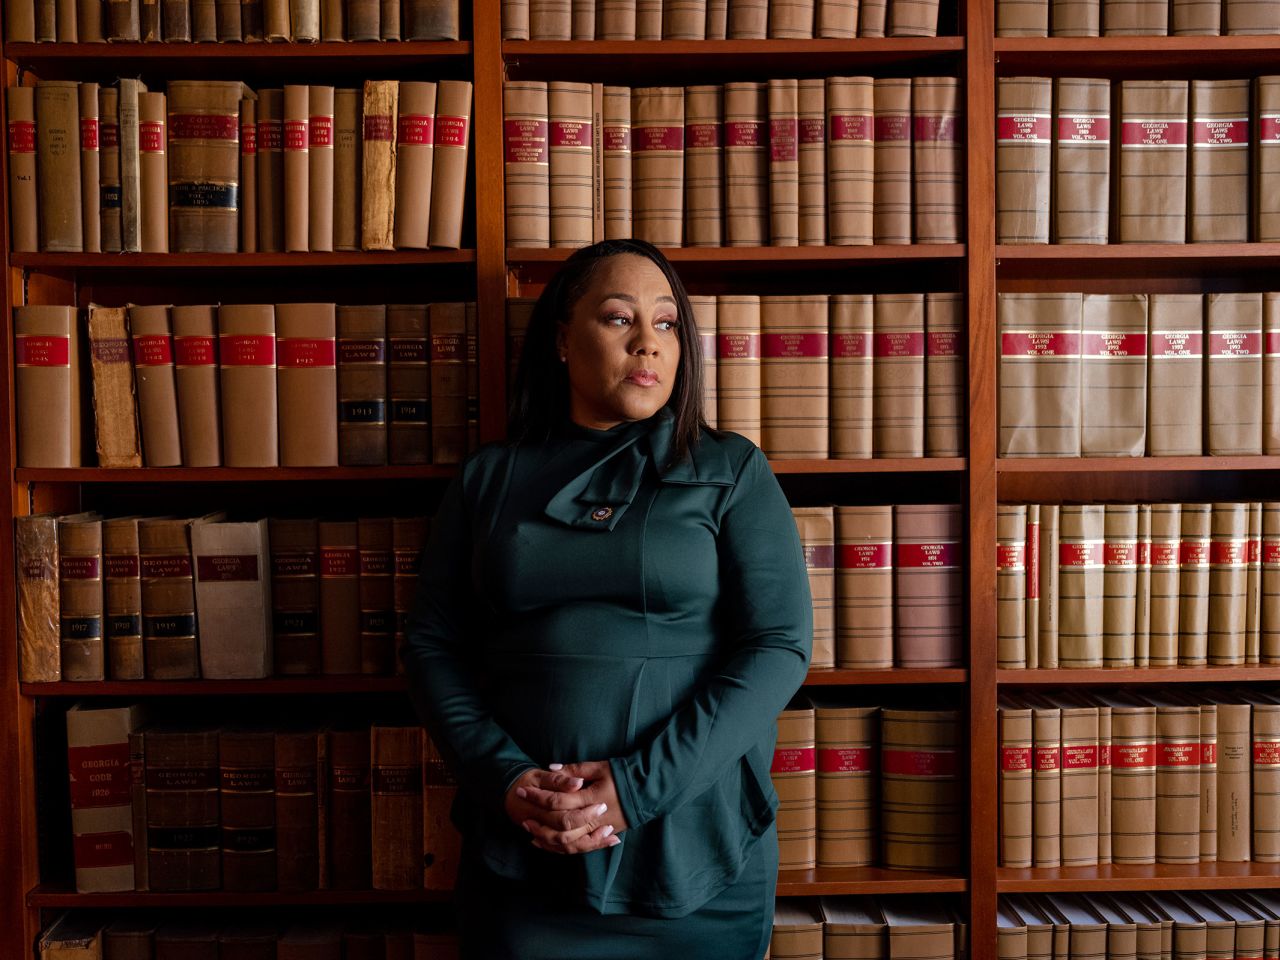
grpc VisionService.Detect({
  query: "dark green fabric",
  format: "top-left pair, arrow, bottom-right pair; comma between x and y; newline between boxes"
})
403,406 -> 812,919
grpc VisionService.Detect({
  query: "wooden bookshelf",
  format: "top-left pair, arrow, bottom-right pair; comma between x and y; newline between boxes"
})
996,863 -> 1280,893
997,667 -> 1280,685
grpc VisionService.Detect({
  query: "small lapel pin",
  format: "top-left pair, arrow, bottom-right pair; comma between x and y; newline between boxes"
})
590,506 -> 614,522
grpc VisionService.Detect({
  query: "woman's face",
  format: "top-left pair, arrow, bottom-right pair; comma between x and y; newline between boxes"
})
556,253 -> 682,430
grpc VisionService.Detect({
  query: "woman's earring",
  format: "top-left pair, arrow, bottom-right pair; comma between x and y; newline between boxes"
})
560,354 -> 567,362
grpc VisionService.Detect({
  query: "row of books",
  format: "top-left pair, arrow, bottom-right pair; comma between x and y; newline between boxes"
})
508,293 -> 966,460
997,501 -> 1280,670
770,898 -> 966,960
998,892 -> 1280,960
16,513 -> 429,684
8,78 -> 472,254
502,0 -> 946,39
997,0 -> 1280,34
998,291 -> 1280,459
14,302 -> 477,470
775,700 -> 961,872
792,504 -> 963,670
998,688 -> 1280,869
6,0 -> 462,41
997,77 -> 1280,245
503,77 -> 962,249
66,706 -> 458,893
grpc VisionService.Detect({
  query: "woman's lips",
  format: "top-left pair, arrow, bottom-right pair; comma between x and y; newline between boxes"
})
625,370 -> 659,386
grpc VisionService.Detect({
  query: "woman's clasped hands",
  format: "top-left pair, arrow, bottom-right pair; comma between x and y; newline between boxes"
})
503,759 -> 630,855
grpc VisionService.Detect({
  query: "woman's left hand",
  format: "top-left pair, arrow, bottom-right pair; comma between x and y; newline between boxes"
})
516,759 -> 632,855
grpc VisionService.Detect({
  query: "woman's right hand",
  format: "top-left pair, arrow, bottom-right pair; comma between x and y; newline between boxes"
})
503,767 -> 622,855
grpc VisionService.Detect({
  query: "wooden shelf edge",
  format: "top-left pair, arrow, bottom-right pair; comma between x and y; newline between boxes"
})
999,667 -> 1280,684
997,456 -> 1280,474
3,40 -> 472,60
994,36 -> 1280,53
805,668 -> 966,685
15,466 -> 458,482
997,243 -> 1280,262
9,251 -> 476,269
26,885 -> 454,907
771,457 -> 966,474
776,868 -> 967,896
997,864 -> 1280,892
509,245 -> 966,264
505,37 -> 964,55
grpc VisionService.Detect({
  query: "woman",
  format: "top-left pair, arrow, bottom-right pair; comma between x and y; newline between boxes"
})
401,237 -> 812,959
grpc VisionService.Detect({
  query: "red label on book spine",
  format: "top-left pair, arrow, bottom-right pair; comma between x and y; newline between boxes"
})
633,125 -> 684,151
1202,742 -> 1217,764
833,332 -> 869,358
928,331 -> 959,356
762,332 -> 827,358
882,748 -> 957,776
803,544 -> 834,569
1262,116 -> 1280,142
1035,746 -> 1060,770
686,122 -> 721,149
80,117 -> 99,150
170,113 -> 238,141
838,542 -> 892,569
390,339 -> 427,363
1057,115 -> 1110,142
1064,744 -> 1098,769
272,551 -> 317,577
339,339 -> 386,363
1180,540 -> 1211,566
997,543 -> 1026,570
829,114 -> 872,141
1002,746 -> 1031,771
1256,741 -> 1280,765
1209,330 -> 1262,357
435,115 -> 468,146
174,335 -> 216,366
770,746 -> 816,773
800,117 -> 825,142
241,121 -> 256,155
1193,118 -> 1249,145
139,120 -> 165,153
140,555 -> 192,578
284,119 -> 308,151
105,555 -> 139,578
73,831 -> 134,869
1082,332 -> 1147,357
68,742 -> 131,808
914,115 -> 957,142
363,114 -> 395,143
997,114 -> 1050,141
196,555 -> 260,582
1150,331 -> 1202,357
718,333 -> 761,359
101,122 -> 119,149
132,334 -> 174,366
431,333 -> 466,362
1105,542 -> 1137,566
1001,331 -> 1081,357
399,114 -> 436,145
873,331 -> 925,358
8,119 -> 34,153
1211,539 -> 1248,565
604,125 -> 631,150
770,117 -> 798,161
278,338 -> 336,368
1158,741 -> 1200,765
1151,540 -> 1180,566
1121,119 -> 1188,147
874,115 -> 910,141
1113,743 -> 1155,767
359,550 -> 392,576
14,334 -> 70,367
817,747 -> 872,773
897,542 -> 959,568
320,546 -> 357,577
503,118 -> 547,162
220,334 -> 276,366
61,556 -> 100,579
309,116 -> 333,148
1027,525 -> 1040,598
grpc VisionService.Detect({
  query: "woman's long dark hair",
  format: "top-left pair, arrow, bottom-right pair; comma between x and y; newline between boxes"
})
507,238 -> 709,468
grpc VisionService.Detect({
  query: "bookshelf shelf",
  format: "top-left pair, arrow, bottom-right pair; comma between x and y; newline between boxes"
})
26,885 -> 455,908
996,243 -> 1280,279
994,36 -> 1280,75
776,867 -> 967,897
996,456 -> 1280,474
9,251 -> 476,269
14,465 -> 458,483
997,863 -> 1280,893
770,457 -> 966,474
997,667 -> 1280,685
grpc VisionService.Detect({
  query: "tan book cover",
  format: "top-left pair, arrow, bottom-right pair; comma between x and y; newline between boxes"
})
282,84 -> 310,252
912,76 -> 961,244
1249,500 -> 1263,663
821,896 -> 887,959
999,696 -> 1035,867
171,305 -> 220,468
530,0 -> 570,35
872,293 -> 925,458
166,80 -> 242,253
772,901 -> 825,960
1245,690 -> 1280,862
427,80 -> 471,250
602,85 -> 631,239
7,0 -> 36,39
894,503 -> 963,667
683,85 -> 723,247
664,0 -> 704,36
1258,78 -> 1280,241
392,81 -> 437,251
1208,502 -> 1249,666
138,91 -> 168,252
1266,503 -> 1280,662
506,296 -> 534,396
87,304 -> 141,468
8,86 -> 39,254
1052,77 -> 1110,243
1147,293 -> 1204,456
15,305 -> 82,468
1190,79 -> 1250,242
596,0 -> 633,38
1206,292 -> 1263,455
36,81 -> 84,252
769,79 -> 800,246
996,76 -> 1052,243
798,78 -> 826,245
873,77 -> 912,244
1059,504 -> 1105,668
1227,0 -> 1280,29
333,88 -> 362,253
811,695 -> 877,869
358,517 -> 394,674
1052,0 -> 1100,32
1202,695 -> 1251,861
999,0 -> 1048,34
1135,504 -> 1152,665
217,304 -> 278,467
689,296 -> 716,426
1095,691 -> 1157,864
1179,502 -> 1212,665
998,504 -> 1029,669
139,516 -> 202,679
889,0 -> 937,32
826,76 -> 874,246
79,82 -> 101,254
1116,80 -> 1189,243
1196,702 -> 1218,861
503,80 -> 550,247
761,295 -> 828,459
1081,293 -> 1147,457
307,85 -> 335,252
728,0 -> 766,35
1266,295 -> 1280,454
103,516 -> 142,680
1102,504 -> 1138,667
118,78 -> 145,253
361,79 -> 399,251
997,901 -> 1030,960
1103,0 -> 1168,31
239,96 -> 257,253
59,515 -> 105,681
387,304 -> 431,465
631,86 -> 684,246
716,295 -> 762,445
16,515 -> 62,683
128,303 -> 183,467
1026,505 -> 1041,667
773,704 -> 817,870
191,518 -> 271,678
1148,502 -> 1182,665
830,294 -> 874,458
1137,693 -> 1202,864
1097,705 -> 1112,862
99,86 -> 121,253
337,304 -> 388,465
858,0 -> 885,34
547,81 -> 592,248
880,709 -> 961,870
276,303 -> 337,467
256,88 -> 284,252
997,291 -> 1083,458
882,902 -> 957,960
835,505 -> 893,668
769,0 -> 813,35
1171,0 -> 1220,31
430,301 -> 467,465
380,0 -> 400,37
724,81 -> 768,246
925,292 -> 964,457
1029,700 -> 1063,867
1045,694 -> 1101,867
793,507 -> 835,669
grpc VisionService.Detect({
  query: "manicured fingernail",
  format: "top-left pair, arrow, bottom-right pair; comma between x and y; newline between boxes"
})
608,836 -> 621,846
516,787 -> 527,799
601,824 -> 614,838
595,803 -> 608,816
549,763 -> 564,770
522,820 -> 532,833
572,777 -> 584,788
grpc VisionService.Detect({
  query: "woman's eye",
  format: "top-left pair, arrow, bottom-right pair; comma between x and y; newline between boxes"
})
605,313 -> 631,325
656,319 -> 679,331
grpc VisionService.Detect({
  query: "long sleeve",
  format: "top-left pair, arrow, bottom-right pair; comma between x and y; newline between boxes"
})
400,462 -> 539,817
607,444 -> 813,830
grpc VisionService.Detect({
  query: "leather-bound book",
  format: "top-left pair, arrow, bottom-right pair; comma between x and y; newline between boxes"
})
283,84 -> 310,252
879,709 -> 961,870
1103,0 -> 1166,32
859,0 -> 886,33
191,517 -> 271,678
912,76 -> 961,243
1029,700 -> 1062,866
1249,501 -> 1263,662
894,503 -> 963,667
429,301 -> 467,464
99,86 -> 121,252
215,0 -> 241,36
138,91 -> 168,252
1246,689 -> 1280,863
406,0 -> 458,35
1147,293 -> 1204,456
428,80 -> 471,249
337,304 -> 388,465
998,503 -> 1029,669
129,304 -> 183,467
872,292 -> 925,458
547,81 -> 592,247
320,519 -> 360,673
819,900 -> 887,959
1190,79 -> 1250,242
1171,0 -> 1220,31
387,304 -> 430,464
503,80 -> 549,247
1208,501 -> 1249,666
1080,293 -> 1147,457
66,701 -> 144,893
256,88 -> 284,252
716,295 -> 762,446
171,304 -> 220,467
1053,77 -> 1110,243
361,80 -> 399,251
834,505 -> 893,668
530,0 -> 570,35
684,84 -> 724,247
602,86 -> 631,239
1059,503 -> 1105,668
333,87 -> 362,253
925,292 -> 963,457
1094,691 -> 1157,863
664,0 -> 704,36
996,901 -> 1029,959
1026,505 -> 1041,667
270,518 -> 320,675
118,78 -> 145,252
162,0 -> 191,37
728,0 -> 767,36
798,78 -> 826,245
357,517 -> 394,675
422,731 -> 461,889
721,82 -> 767,244
242,0 -> 264,36
144,726 -> 220,890
87,304 -> 141,468
792,507 -> 835,669
1266,503 -> 1280,663
394,81 -> 437,250
769,78 -> 800,246
103,516 -> 143,680
16,514 -> 62,682
1202,692 -> 1251,860
1136,503 -> 1153,665
1178,501 -> 1212,666
1205,292 -> 1263,455
218,304 -> 278,467
1147,502 -> 1182,665
1102,504 -> 1138,666
773,702 -> 817,870
392,516 -> 427,667
371,725 -> 424,889
1048,694 -> 1101,866
996,76 -> 1051,243
829,294 -> 873,458
761,294 -> 829,459
999,695 -> 1034,867
826,75 -> 874,246
997,292 -> 1083,457
1267,294 -> 1280,454
811,695 -> 877,868
275,729 -> 322,891
167,80 -> 242,253
768,0 -> 812,34
218,729 -> 276,891
380,0 -> 399,37
328,727 -> 372,889
308,86 -> 335,252
79,82 -> 101,253
15,305 -> 82,468
1117,80 -> 1189,243
1257,77 -> 1280,241
139,516 -> 201,679
595,0 -> 632,37
276,303 -> 337,467
631,86 -> 685,246
1052,0 -> 1100,32
8,86 -> 39,253
128,727 -> 148,890
872,77 -> 912,244
36,81 -> 84,252
501,0 -> 527,32
690,295 -> 717,425
1227,0 -> 1280,29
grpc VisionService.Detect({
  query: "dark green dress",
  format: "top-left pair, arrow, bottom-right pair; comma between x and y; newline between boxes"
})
402,406 -> 812,957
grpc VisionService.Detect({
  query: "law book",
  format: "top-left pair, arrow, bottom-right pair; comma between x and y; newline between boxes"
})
143,726 -> 220,890
140,515 -> 216,680
774,702 -> 818,871
426,80 -> 471,250
1246,690 -> 1280,862
1103,0 -> 1168,30
385,304 -> 430,465
772,901 -> 825,960
858,0 -> 886,34
405,0 -> 458,36
127,727 -> 148,890
1094,691 -> 1157,864
138,91 -> 168,252
600,85 -> 631,239
760,295 -> 828,458
873,77 -> 912,244
269,518 -> 320,676
820,897 -> 888,960
1226,0 -> 1280,29
687,296 -> 717,426
356,517 -> 395,674
1026,698 -> 1063,867
1257,77 -> 1280,242
361,80 -> 398,251
255,88 -> 284,252
826,75 -> 874,246
78,82 -> 101,254
797,78 -> 826,245
881,901 -> 957,960
810,695 -> 877,869
319,519 -> 360,674
1145,503 -> 1181,665
829,294 -> 873,458
128,304 -> 183,467
1202,693 -> 1251,861
894,503 -> 963,667
1053,0 -> 1100,32
392,516 -> 427,667
99,86 -> 121,252
661,0 -> 701,35
217,729 -> 275,891
170,305 -> 220,467
35,81 -> 84,252
1196,700 -> 1219,861
630,86 -> 685,245
1268,503 -> 1280,663
912,76 -> 961,244
1048,694 -> 1102,866
879,709 -> 961,870
767,79 -> 800,246
102,516 -> 143,680
1189,79 -> 1250,242
1080,293 -> 1148,457
167,81 -> 241,253
8,86 -> 39,254
87,304 -> 141,468
1052,77 -> 1110,243
543,81 -> 593,248
307,86 -> 334,252
161,0 -> 190,37
327,727 -> 372,889
218,304 -> 278,467
274,729 -> 322,891
275,303 -> 338,467
996,76 -> 1051,243
769,0 -> 812,35
925,292 -> 964,457
371,725 -> 424,889
1171,0 -> 1220,31
1026,505 -> 1041,667
792,508 -> 835,669
1267,295 -> 1280,454
502,80 -> 550,247
67,702 -> 145,894
723,81 -> 768,245
595,0 -> 632,36
429,302 -> 467,464
282,84 -> 310,252
1058,504 -> 1104,668
215,0 -> 241,36
1249,501 -> 1263,663
331,89 -> 359,254
872,293 -> 925,457
1116,80 -> 1189,243
8,0 -> 36,38
998,504 -> 1029,669
389,81 -> 438,250
421,731 -> 461,890
1205,292 -> 1263,455
1179,501 -> 1212,666
716,295 -> 762,446
997,291 -> 1083,457
999,695 -> 1035,867
728,0 -> 767,36
996,901 -> 1030,960
815,0 -> 857,33
1097,704 -> 1113,862
380,0 -> 399,37
683,84 -> 723,247
16,515 -> 63,683
530,0 -> 569,35
191,517 -> 271,679
289,0 -> 318,37
14,305 -> 82,468
242,0 -> 264,36
888,0 -> 937,32
1135,504 -> 1152,666
1135,692 -> 1203,864
118,78 -> 144,252
1208,502 -> 1249,666
58,514 -> 104,683
1147,293 -> 1204,456
834,505 -> 893,669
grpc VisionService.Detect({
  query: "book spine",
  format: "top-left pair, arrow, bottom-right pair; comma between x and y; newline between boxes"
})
1059,503 -> 1105,668
333,88 -> 361,252
872,293 -> 925,458
1227,0 -> 1280,29
1256,703 -> 1280,862
774,707 -> 817,870
1098,705 -> 1112,863
1081,293 -> 1148,457
392,517 -> 426,671
1147,293 -> 1205,456
289,0 -> 318,37
218,731 -> 275,891
996,76 -> 1051,243
817,0 -> 856,35
79,83 -> 101,253
797,78 -> 827,245
825,75 -> 874,246
117,79 -> 142,252
217,304 -> 279,467
1148,502 -> 1182,665
835,505 -> 893,668
1117,80 -> 1189,243
103,518 -> 143,680
858,0 -> 885,33
275,731 -> 320,890
1032,707 -> 1062,868
308,86 -> 335,253
768,78 -> 800,246
388,305 -> 431,465
276,304 -> 338,467
393,81 -> 438,250
7,87 -> 39,253
872,77 -> 912,244
1206,292 -> 1264,455
428,80 -> 472,250
99,87 -> 121,252
361,80 -> 399,251
380,0 -> 399,36
880,709 -> 961,870
1208,501 -> 1249,666
727,0 -> 766,35
997,292 -> 1083,457
422,732 -> 461,889
216,0 -> 242,35
87,304 -> 141,468
337,306 -> 388,465
429,302 -> 467,464
348,0 -> 379,36
684,84 -> 723,247
595,0 -> 633,37
503,80 -> 550,247
1179,501 -> 1213,666
167,81 -> 241,254
1154,704 -> 1201,864
1267,504 -> 1280,663
1101,0 -> 1167,32
406,0 -> 458,36
256,88 -> 284,252
547,81 -> 592,248
716,295 -> 762,446
1060,708 -> 1100,867
1052,77 -> 1111,243
129,304 -> 183,467
67,706 -> 139,893
238,98 -> 256,253
144,730 -> 220,891
602,85 -> 632,239
815,705 -> 876,868
283,84 -> 310,252
829,294 -> 873,459
1217,702 -> 1252,861
1000,705 -> 1034,867
328,729 -> 372,888
1135,504 -> 1152,665
138,91 -> 168,252
269,519 -> 320,676
925,292 -> 964,457
161,0 -> 191,37
1111,706 -> 1157,864
894,504 -> 963,667
59,519 -> 105,681
998,505 -> 1029,669
769,0 -> 813,36
171,306 -> 221,467
631,86 -> 685,246
319,520 -> 360,674
1258,78 -> 1280,241
1250,500 -> 1264,662
358,519 -> 395,674
1039,504 -> 1061,667
912,76 -> 961,243
1199,704 -> 1217,861
1026,505 -> 1041,667
7,0 -> 36,38
1189,79 -> 1250,242
370,726 -> 424,890
36,81 -> 84,252
139,520 -> 200,680
1052,0 -> 1100,32
14,306 -> 81,468
724,81 -> 768,246
243,0 -> 265,37
761,295 -> 828,459
1171,0 -> 1221,31
16,516 -> 60,683
1267,295 -> 1280,454
691,296 -> 717,426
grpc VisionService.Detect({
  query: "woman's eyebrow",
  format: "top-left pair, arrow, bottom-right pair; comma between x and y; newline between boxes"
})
599,292 -> 677,304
